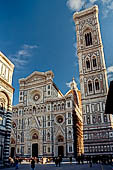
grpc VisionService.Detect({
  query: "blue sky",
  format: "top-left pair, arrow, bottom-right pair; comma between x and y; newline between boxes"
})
0,0 -> 113,105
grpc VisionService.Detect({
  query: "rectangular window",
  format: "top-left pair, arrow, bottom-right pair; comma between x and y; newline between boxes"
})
21,146 -> 24,155
48,105 -> 50,111
68,119 -> 71,124
48,115 -> 50,120
68,113 -> 71,118
20,91 -> 23,95
43,146 -> 46,153
48,122 -> 50,126
48,85 -> 50,89
69,145 -> 72,152
48,147 -> 50,153
48,91 -> 50,95
86,105 -> 90,113
67,102 -> 70,108
20,97 -> 22,101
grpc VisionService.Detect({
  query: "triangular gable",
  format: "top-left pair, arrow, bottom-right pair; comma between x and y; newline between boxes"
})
20,71 -> 46,84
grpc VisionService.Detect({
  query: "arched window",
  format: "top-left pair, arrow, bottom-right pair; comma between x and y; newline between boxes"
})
54,105 -> 56,111
58,104 -> 61,110
62,103 -> 65,110
88,81 -> 92,92
11,138 -> 15,144
93,57 -> 97,67
93,116 -> 96,123
86,59 -> 90,69
0,103 -> 4,110
85,32 -> 92,46
33,106 -> 36,113
87,116 -> 90,124
68,131 -> 72,138
95,79 -> 99,91
47,132 -> 50,140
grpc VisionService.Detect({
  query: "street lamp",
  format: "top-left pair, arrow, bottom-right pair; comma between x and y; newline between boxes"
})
12,121 -> 17,157
0,117 -> 3,121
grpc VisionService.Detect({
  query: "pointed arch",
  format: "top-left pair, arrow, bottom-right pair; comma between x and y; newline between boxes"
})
83,24 -> 93,47
92,55 -> 97,68
86,56 -> 91,70
88,80 -> 93,93
94,78 -> 100,91
0,91 -> 10,111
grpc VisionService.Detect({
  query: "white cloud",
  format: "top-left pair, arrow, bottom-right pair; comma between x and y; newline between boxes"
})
107,66 -> 113,74
66,0 -> 113,17
90,0 -> 97,3
66,81 -> 72,88
67,0 -> 85,11
9,44 -> 38,69
102,0 -> 112,4
107,66 -> 113,82
108,1 -> 113,10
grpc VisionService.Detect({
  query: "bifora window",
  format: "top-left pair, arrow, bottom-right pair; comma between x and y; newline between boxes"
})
86,59 -> 90,69
88,81 -> 93,92
95,79 -> 99,91
85,32 -> 92,46
93,57 -> 97,67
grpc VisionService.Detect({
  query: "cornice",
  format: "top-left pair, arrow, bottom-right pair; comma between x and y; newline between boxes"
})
0,76 -> 15,93
73,5 -> 98,22
0,51 -> 14,70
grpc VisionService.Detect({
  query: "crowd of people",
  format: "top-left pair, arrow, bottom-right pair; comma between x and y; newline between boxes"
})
8,154 -> 112,170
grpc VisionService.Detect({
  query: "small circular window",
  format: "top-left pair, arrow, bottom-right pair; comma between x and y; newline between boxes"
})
33,94 -> 40,101
57,116 -> 63,124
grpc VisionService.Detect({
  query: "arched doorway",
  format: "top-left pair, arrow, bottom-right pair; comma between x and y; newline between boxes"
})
58,146 -> 64,157
11,147 -> 15,158
32,143 -> 38,157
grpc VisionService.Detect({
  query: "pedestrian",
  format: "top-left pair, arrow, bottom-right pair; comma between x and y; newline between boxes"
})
70,156 -> 72,164
15,158 -> 18,169
58,157 -> 61,167
31,158 -> 35,170
55,157 -> 58,167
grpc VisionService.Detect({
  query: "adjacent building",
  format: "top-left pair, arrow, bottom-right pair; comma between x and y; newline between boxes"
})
73,5 -> 113,156
10,71 -> 83,158
0,51 -> 14,166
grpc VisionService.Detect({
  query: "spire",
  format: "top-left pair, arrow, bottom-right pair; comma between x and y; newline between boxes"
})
70,77 -> 78,90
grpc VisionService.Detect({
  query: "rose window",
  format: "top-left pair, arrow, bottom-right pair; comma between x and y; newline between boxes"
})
33,94 -> 40,101
57,116 -> 63,124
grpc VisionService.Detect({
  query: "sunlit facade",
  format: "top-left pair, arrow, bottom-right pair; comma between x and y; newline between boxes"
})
10,71 -> 83,158
73,5 -> 113,155
0,52 -> 14,167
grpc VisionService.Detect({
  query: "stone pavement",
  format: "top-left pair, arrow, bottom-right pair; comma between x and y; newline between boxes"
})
2,163 -> 113,170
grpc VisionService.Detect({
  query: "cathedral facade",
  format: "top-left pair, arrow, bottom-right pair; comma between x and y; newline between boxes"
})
0,52 -> 14,166
10,71 -> 83,158
73,5 -> 113,155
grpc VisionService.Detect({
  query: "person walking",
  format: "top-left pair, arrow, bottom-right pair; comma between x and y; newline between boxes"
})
70,156 -> 72,164
15,158 -> 18,169
31,159 -> 35,170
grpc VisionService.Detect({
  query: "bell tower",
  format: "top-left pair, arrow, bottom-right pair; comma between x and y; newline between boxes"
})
73,5 -> 113,155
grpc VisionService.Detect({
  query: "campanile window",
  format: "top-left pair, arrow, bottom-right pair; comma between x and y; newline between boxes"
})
86,59 -> 90,69
88,81 -> 92,92
93,58 -> 97,67
85,32 -> 92,46
95,80 -> 99,91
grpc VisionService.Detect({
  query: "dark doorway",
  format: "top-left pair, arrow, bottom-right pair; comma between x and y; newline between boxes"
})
32,143 -> 38,157
11,147 -> 15,158
58,146 -> 64,157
